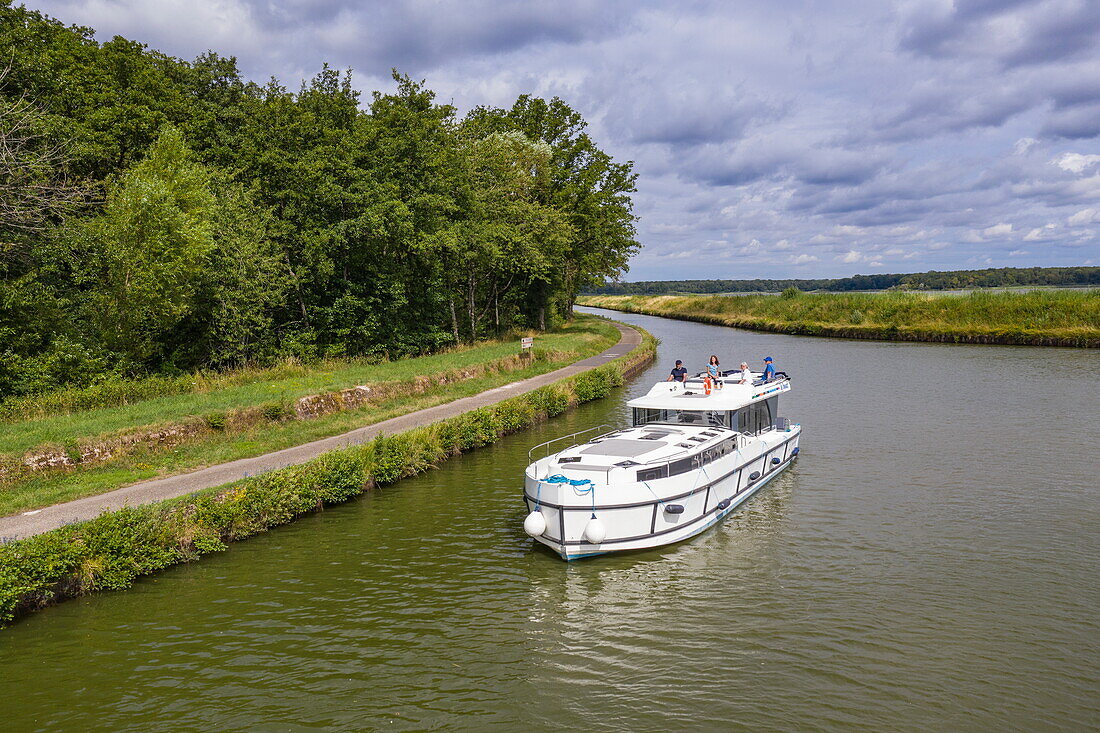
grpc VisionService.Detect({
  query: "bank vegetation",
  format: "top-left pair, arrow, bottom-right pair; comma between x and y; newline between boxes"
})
579,290 -> 1100,347
0,317 -> 619,516
0,326 -> 655,626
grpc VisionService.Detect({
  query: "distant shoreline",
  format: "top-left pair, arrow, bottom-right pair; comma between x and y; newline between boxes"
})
585,266 -> 1100,297
578,291 -> 1100,348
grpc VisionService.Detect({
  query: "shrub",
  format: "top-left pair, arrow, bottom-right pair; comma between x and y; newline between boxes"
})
261,402 -> 294,422
203,411 -> 228,431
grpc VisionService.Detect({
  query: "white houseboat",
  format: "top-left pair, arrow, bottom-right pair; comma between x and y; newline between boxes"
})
522,369 -> 801,560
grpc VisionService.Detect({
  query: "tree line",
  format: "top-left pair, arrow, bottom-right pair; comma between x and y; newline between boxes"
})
588,267 -> 1100,296
0,1 -> 638,399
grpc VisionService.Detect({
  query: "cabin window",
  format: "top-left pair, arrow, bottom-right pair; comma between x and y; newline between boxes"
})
633,409 -> 731,427
633,408 -> 674,425
637,465 -> 669,482
737,397 -> 780,434
765,397 -> 778,426
668,456 -> 695,476
673,410 -> 728,426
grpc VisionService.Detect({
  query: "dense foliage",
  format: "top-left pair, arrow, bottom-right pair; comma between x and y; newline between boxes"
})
588,267 -> 1100,295
0,2 -> 638,399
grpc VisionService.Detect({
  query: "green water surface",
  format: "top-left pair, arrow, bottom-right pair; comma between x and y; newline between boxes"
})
1,308 -> 1096,731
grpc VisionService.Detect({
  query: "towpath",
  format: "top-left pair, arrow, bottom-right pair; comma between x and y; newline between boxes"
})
0,322 -> 644,541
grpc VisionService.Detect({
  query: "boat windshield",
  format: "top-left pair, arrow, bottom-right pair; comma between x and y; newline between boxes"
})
633,408 -> 730,428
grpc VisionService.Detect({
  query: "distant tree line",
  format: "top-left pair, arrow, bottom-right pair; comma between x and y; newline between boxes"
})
0,2 -> 638,399
588,267 -> 1100,296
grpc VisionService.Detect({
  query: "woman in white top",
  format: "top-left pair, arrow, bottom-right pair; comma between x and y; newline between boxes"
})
738,361 -> 752,384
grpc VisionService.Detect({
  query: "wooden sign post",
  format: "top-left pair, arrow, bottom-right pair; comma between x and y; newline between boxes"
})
520,336 -> 534,358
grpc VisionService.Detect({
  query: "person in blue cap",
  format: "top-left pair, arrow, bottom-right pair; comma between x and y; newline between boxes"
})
761,356 -> 776,381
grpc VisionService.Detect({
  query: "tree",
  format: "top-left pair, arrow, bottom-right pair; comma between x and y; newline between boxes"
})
465,96 -> 639,327
0,65 -> 84,243
182,177 -> 287,367
83,126 -> 214,366
452,130 -> 572,338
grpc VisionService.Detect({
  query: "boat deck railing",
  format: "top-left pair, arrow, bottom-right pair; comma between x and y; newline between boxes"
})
528,424 -> 616,463
683,372 -> 790,388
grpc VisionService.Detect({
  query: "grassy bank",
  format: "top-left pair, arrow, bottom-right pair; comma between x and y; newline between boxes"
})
0,324 -> 655,626
0,318 -> 620,516
579,290 -> 1100,347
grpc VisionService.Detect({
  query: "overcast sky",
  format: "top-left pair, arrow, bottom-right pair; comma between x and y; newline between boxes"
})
34,0 -> 1100,280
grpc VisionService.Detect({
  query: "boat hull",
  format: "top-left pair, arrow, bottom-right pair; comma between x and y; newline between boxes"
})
524,428 -> 800,560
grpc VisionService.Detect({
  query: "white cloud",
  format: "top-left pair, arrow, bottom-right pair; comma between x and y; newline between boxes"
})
789,254 -> 819,265
982,223 -> 1013,238
832,225 -> 865,236
1023,224 -> 1058,241
1068,208 -> 1100,226
1008,249 -> 1029,256
1013,137 -> 1038,155
839,250 -> 863,263
1053,153 -> 1100,174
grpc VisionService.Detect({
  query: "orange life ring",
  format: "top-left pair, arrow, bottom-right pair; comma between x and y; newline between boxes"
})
703,376 -> 712,395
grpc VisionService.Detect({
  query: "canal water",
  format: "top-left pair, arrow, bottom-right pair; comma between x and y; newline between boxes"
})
1,307 -> 1097,731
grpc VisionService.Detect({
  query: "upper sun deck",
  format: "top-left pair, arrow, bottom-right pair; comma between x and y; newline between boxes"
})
627,373 -> 790,412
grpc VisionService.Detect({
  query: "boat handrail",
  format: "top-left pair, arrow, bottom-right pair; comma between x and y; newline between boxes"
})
528,424 -> 616,462
674,374 -> 790,390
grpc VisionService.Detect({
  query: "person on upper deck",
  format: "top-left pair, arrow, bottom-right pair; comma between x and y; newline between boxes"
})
707,355 -> 724,389
762,356 -> 776,382
737,361 -> 752,384
667,359 -> 688,382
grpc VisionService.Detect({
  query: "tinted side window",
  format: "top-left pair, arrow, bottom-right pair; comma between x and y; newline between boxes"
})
765,397 -> 778,426
637,465 -> 669,482
669,457 -> 695,476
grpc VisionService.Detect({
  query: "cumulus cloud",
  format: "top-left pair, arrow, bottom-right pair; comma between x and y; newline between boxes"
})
1068,208 -> 1100,225
982,223 -> 1014,237
37,0 -> 1100,279
1025,223 -> 1059,241
1054,153 -> 1100,173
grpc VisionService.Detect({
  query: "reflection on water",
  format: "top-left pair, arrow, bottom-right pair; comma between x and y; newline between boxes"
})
0,307 -> 1096,731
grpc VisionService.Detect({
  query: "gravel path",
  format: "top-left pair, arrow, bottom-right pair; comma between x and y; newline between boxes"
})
0,323 -> 642,542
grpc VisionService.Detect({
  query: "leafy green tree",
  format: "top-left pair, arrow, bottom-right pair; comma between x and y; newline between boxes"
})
83,126 -> 214,366
454,130 -> 572,338
178,177 -> 287,367
466,96 -> 639,327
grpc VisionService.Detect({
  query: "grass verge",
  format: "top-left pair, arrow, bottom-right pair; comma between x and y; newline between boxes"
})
0,317 -> 619,516
578,290 -> 1100,347
0,323 -> 655,626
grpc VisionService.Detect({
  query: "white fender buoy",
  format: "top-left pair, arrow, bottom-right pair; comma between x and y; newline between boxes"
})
523,511 -> 547,537
583,517 -> 606,545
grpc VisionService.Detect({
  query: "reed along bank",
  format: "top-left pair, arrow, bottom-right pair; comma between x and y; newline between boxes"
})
578,290 -> 1100,347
